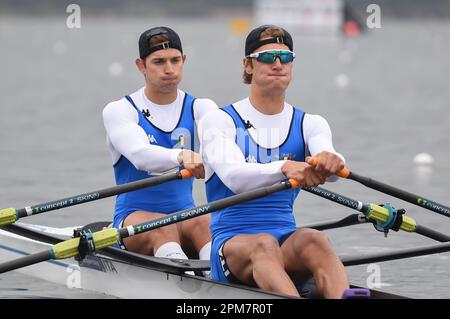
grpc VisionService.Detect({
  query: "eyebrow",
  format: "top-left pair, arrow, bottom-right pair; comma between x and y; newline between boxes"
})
151,55 -> 182,62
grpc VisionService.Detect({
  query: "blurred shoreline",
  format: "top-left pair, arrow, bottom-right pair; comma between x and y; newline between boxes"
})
1,0 -> 450,19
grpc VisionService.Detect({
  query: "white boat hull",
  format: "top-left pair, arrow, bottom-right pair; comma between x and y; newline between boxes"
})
0,224 -> 288,299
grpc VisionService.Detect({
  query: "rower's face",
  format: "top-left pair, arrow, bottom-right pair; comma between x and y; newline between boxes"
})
138,48 -> 185,93
244,43 -> 293,93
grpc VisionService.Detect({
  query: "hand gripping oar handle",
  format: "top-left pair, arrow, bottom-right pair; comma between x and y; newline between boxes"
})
0,179 -> 300,274
309,157 -> 450,218
308,157 -> 350,178
0,169 -> 193,226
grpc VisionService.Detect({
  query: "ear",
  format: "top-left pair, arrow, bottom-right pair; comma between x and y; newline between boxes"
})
243,57 -> 253,75
182,54 -> 187,63
136,58 -> 146,75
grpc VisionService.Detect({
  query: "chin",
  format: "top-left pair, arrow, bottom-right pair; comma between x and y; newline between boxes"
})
161,82 -> 178,90
269,82 -> 289,92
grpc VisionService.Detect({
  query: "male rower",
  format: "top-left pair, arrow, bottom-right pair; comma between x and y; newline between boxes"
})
102,27 -> 215,274
199,25 -> 366,297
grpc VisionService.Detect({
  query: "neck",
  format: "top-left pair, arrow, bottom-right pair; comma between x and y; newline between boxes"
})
249,86 -> 285,115
144,86 -> 178,105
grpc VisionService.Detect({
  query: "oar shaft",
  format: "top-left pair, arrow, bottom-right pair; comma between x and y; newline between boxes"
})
414,225 -> 450,242
0,250 -> 52,274
305,185 -> 450,242
303,186 -> 417,232
120,179 -> 300,239
342,242 -> 450,266
300,213 -> 368,231
309,157 -> 450,218
19,170 -> 187,217
348,171 -> 450,218
303,187 -> 366,212
0,170 -> 191,225
0,178 -> 300,274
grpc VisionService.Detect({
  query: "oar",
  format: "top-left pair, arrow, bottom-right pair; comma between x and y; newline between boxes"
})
0,179 -> 300,273
303,186 -> 449,242
309,157 -> 450,218
0,170 -> 193,226
300,213 -> 368,231
342,241 -> 450,266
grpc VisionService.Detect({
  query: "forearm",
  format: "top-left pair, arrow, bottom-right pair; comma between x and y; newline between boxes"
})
124,145 -> 181,173
203,138 -> 286,193
103,103 -> 181,174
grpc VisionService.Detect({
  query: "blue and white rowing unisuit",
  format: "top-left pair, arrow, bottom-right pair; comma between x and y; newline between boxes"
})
112,93 -> 197,230
206,104 -> 306,283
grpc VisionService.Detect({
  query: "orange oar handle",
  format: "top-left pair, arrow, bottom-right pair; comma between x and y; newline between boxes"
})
309,157 -> 350,178
288,178 -> 301,189
180,169 -> 193,179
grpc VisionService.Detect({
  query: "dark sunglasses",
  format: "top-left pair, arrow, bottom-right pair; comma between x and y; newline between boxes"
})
246,50 -> 295,64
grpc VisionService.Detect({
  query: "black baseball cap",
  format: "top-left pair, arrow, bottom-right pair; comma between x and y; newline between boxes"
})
138,26 -> 183,59
245,25 -> 293,56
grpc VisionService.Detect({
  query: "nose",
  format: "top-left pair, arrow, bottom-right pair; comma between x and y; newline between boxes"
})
164,61 -> 175,74
272,57 -> 283,69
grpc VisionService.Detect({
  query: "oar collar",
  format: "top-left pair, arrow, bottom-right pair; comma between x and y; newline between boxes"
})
73,228 -> 96,261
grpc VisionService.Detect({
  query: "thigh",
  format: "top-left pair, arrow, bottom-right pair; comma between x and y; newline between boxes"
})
178,214 -> 211,257
122,210 -> 180,255
222,233 -> 277,286
280,228 -> 317,284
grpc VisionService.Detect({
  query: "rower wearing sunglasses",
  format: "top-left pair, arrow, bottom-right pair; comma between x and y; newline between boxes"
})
199,25 -> 367,298
102,27 -> 216,276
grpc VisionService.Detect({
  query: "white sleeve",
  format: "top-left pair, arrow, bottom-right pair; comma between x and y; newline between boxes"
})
102,101 -> 181,174
303,114 -> 345,181
199,109 -> 287,194
193,98 -> 219,124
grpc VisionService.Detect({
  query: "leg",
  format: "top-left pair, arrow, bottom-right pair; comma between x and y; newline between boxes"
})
281,228 -> 349,299
223,233 -> 300,297
178,214 -> 211,258
122,210 -> 181,255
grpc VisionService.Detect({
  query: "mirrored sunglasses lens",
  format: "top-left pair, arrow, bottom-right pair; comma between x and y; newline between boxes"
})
257,52 -> 276,63
256,51 -> 294,64
279,53 -> 294,63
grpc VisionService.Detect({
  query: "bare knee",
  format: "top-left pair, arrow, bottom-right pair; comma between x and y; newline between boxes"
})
251,234 -> 282,260
296,230 -> 333,257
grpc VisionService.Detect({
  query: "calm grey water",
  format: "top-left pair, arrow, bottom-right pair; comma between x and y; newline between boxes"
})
1,15 -> 450,298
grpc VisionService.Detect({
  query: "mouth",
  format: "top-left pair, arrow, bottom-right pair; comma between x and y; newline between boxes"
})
161,77 -> 177,81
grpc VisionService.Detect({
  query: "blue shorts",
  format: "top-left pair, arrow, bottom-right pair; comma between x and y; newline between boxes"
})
210,226 -> 297,284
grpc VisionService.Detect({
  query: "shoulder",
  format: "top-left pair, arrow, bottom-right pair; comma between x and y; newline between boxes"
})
102,97 -> 137,122
302,113 -> 333,141
231,97 -> 251,112
192,97 -> 220,122
193,98 -> 219,110
303,113 -> 330,128
199,107 -> 235,130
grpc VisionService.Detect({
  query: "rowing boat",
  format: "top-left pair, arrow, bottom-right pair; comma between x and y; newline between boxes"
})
0,221 -> 405,299
1,169 -> 449,299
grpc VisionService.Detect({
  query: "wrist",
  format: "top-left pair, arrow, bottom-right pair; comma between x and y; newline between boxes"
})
177,150 -> 185,165
281,160 -> 291,176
